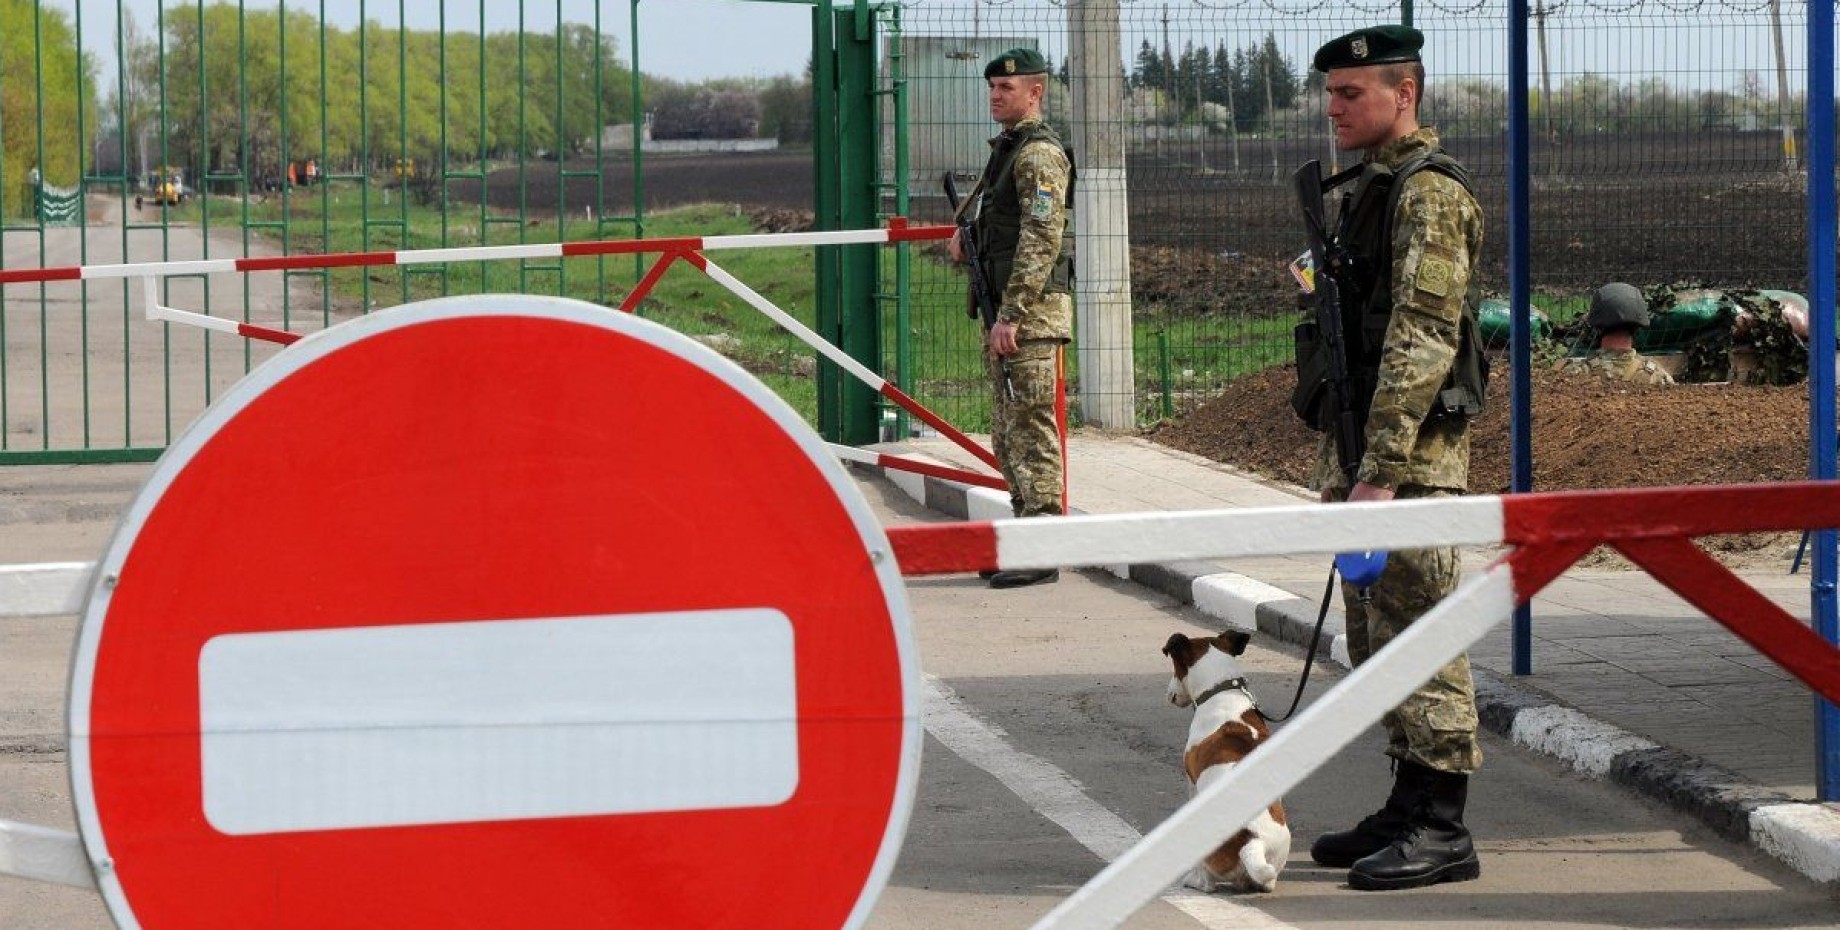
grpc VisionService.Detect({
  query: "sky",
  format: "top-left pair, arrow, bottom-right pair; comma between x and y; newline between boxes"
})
49,0 -> 1821,96
60,0 -> 817,84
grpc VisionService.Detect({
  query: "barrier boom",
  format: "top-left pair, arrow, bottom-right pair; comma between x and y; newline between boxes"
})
893,481 -> 1840,930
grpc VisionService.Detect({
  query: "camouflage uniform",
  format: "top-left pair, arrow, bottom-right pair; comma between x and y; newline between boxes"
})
1313,127 -> 1484,775
975,116 -> 1073,518
1555,349 -> 1674,385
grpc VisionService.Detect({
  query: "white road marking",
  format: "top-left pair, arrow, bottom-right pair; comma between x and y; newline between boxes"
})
922,676 -> 1303,930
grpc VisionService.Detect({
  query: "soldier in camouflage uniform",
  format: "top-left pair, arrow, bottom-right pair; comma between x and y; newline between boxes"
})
1302,25 -> 1486,892
949,47 -> 1074,589
1556,282 -> 1674,385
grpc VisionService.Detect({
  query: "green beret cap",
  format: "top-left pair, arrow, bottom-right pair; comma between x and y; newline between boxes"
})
1312,25 -> 1424,72
985,47 -> 1049,79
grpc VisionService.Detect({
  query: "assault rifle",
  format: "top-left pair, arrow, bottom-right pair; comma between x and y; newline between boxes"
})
942,171 -> 999,330
942,171 -> 1015,399
1294,159 -> 1387,588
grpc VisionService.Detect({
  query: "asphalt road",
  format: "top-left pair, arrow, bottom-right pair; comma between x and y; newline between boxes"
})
0,463 -> 1835,928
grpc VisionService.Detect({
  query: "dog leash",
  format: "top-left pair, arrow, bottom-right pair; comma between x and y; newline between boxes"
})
1253,566 -> 1338,724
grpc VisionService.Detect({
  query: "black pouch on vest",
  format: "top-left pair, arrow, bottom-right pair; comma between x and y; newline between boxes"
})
1290,319 -> 1331,432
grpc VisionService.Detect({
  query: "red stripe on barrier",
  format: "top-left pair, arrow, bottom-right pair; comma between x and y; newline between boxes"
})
878,382 -> 1001,472
238,252 -> 397,272
0,266 -> 83,284
876,453 -> 1007,492
616,252 -> 683,314
886,523 -> 998,575
1056,346 -> 1069,514
563,237 -> 704,257
679,250 -> 710,272
1502,539 -> 1597,604
1614,535 -> 1840,707
887,223 -> 954,243
237,322 -> 302,346
1502,481 -> 1840,544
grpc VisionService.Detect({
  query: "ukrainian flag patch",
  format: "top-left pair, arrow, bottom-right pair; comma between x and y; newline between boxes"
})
1031,184 -> 1056,219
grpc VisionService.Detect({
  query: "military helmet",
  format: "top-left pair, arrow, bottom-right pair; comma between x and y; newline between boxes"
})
1586,282 -> 1650,330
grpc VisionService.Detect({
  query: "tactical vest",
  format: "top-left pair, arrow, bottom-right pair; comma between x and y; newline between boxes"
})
974,122 -> 1074,302
1318,151 -> 1488,429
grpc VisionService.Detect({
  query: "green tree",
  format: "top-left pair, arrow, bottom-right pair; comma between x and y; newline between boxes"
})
1,0 -> 98,216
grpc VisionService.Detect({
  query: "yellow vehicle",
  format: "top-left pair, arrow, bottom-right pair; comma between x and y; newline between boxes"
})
135,166 -> 189,209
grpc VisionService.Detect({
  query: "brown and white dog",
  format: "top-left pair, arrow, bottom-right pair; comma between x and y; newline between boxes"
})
1162,630 -> 1291,894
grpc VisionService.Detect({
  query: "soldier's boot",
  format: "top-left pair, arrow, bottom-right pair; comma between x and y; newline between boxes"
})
988,568 -> 1058,589
1347,766 -> 1480,891
1309,759 -> 1421,867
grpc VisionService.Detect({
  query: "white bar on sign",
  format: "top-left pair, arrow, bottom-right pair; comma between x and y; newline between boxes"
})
198,609 -> 799,836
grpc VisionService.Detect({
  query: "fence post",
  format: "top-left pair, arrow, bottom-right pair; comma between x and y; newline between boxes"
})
1067,0 -> 1136,428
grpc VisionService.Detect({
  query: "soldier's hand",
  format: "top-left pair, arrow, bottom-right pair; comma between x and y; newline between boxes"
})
1346,481 -> 1395,504
948,229 -> 965,264
988,320 -> 1020,357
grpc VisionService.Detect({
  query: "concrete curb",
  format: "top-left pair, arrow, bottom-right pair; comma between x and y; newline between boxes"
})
857,459 -> 1840,887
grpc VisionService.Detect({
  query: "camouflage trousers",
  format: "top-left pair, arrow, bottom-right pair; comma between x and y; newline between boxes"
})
1335,484 -> 1482,774
988,340 -> 1066,518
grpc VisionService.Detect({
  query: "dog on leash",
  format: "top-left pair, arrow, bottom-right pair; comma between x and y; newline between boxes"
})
1162,630 -> 1291,894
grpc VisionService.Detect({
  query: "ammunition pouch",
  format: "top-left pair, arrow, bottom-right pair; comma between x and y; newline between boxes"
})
1425,310 -> 1489,423
1290,319 -> 1331,430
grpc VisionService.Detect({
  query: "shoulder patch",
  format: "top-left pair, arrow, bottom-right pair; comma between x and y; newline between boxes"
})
1416,255 -> 1455,298
1031,184 -> 1056,219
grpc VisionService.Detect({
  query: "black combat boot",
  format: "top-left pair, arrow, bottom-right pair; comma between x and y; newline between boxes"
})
1347,765 -> 1481,891
1309,759 -> 1423,867
988,567 -> 1058,588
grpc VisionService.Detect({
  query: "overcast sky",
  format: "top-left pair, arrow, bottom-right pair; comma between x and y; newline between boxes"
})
62,0 -> 816,83
53,0 -> 1819,95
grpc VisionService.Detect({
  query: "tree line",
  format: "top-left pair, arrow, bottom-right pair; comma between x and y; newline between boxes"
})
1,0 -> 96,218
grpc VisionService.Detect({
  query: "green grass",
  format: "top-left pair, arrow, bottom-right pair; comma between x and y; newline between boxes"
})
201,184 -> 1329,430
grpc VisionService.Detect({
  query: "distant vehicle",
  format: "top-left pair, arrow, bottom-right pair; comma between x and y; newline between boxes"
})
135,166 -> 189,210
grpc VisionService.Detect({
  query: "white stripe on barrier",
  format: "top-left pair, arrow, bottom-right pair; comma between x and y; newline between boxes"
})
922,677 -> 1302,930
699,256 -> 888,390
703,229 -> 895,250
148,302 -> 241,337
0,820 -> 95,889
1031,563 -> 1518,930
82,258 -> 240,280
992,496 -> 1507,569
399,243 -> 566,266
0,562 -> 94,618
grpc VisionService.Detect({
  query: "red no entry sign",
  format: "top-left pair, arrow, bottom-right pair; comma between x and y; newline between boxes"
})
68,295 -> 920,929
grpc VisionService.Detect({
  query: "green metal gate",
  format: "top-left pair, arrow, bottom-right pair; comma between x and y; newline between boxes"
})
1,0 -> 902,464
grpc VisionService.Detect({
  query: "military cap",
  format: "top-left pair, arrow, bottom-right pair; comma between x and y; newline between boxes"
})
1312,25 -> 1424,72
1586,282 -> 1651,329
985,47 -> 1049,79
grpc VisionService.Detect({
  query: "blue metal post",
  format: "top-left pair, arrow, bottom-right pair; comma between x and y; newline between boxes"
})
1508,0 -> 1535,675
1807,0 -> 1840,801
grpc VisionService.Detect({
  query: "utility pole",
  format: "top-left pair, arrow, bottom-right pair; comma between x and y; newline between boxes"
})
1771,0 -> 1797,169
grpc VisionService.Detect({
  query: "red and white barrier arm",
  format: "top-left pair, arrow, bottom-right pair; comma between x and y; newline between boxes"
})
887,496 -> 1507,575
141,279 -> 300,346
696,252 -> 1003,473
0,222 -> 955,286
826,443 -> 1007,492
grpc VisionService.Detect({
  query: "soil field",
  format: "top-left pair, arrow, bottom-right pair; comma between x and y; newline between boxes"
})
1147,362 -> 1813,565
447,129 -> 1816,303
445,150 -> 816,218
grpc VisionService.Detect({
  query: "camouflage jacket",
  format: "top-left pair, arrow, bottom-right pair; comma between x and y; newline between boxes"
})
1316,128 -> 1484,493
1555,348 -> 1675,385
977,117 -> 1073,341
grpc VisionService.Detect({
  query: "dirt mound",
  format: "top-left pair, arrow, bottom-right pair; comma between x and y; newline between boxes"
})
1147,363 -> 1812,565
